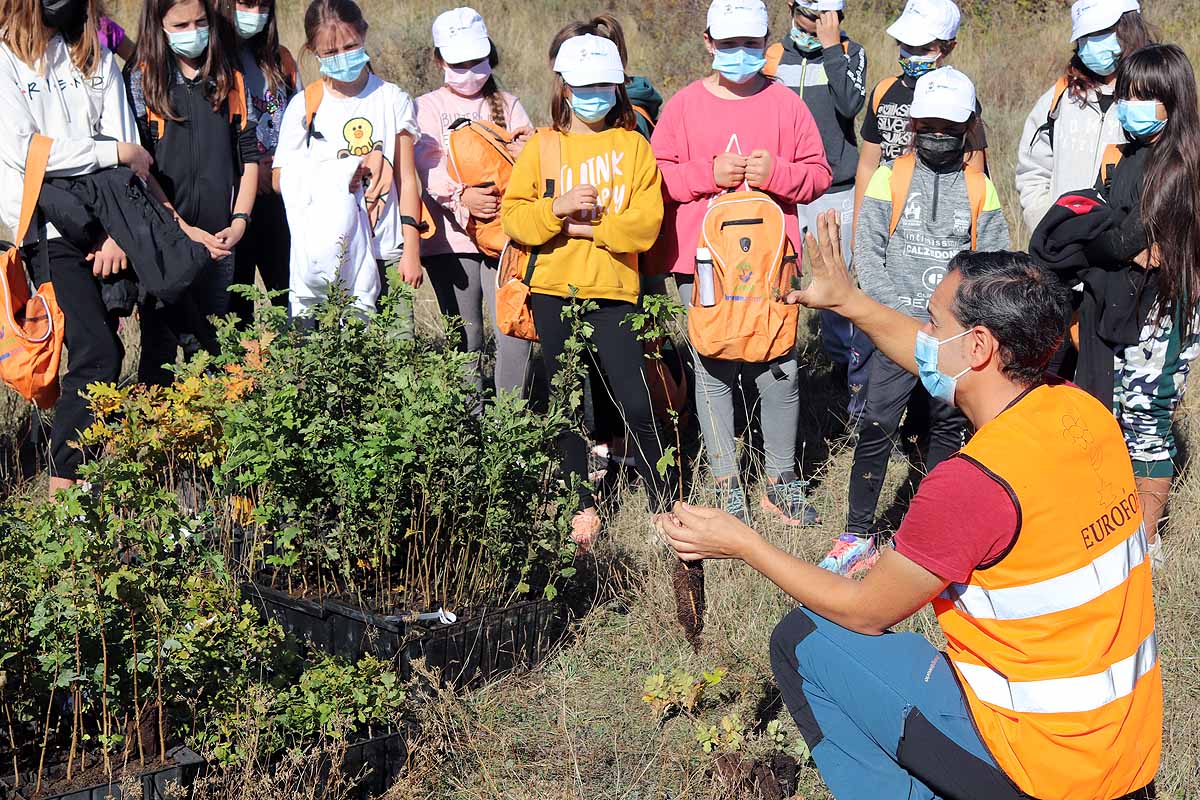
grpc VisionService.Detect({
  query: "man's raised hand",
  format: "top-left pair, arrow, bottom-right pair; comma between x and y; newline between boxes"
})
786,209 -> 857,310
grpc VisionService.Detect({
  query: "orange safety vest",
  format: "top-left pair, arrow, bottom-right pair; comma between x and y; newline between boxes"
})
935,383 -> 1161,800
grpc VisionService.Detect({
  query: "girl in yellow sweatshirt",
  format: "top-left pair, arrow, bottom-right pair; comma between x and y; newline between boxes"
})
501,31 -> 673,550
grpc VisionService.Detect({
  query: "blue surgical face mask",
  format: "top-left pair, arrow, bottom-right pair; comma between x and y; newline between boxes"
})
790,27 -> 822,52
898,47 -> 939,79
319,47 -> 370,83
915,329 -> 971,405
165,25 -> 210,59
1077,31 -> 1121,77
235,9 -> 268,39
569,85 -> 617,123
712,46 -> 766,84
1117,99 -> 1167,138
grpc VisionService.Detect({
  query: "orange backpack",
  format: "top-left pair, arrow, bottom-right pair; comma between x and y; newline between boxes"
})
495,130 -> 561,343
887,152 -> 988,249
0,135 -> 65,409
762,40 -> 850,81
446,117 -> 515,257
145,68 -> 249,140
302,81 -> 438,241
687,190 -> 800,362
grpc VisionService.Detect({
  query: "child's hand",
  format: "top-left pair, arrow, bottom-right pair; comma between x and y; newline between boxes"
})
817,11 -> 842,49
181,222 -> 232,260
398,251 -> 423,288
85,237 -> 128,278
552,184 -> 599,218
746,150 -> 773,189
117,141 -> 154,180
713,153 -> 748,188
349,163 -> 369,193
215,217 -> 248,250
507,126 -> 534,159
463,184 -> 500,221
564,220 -> 595,239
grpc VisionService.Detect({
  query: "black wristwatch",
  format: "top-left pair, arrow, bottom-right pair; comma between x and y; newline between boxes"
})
232,212 -> 251,227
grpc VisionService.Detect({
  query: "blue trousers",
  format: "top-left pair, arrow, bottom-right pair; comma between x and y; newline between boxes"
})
770,607 -> 1025,800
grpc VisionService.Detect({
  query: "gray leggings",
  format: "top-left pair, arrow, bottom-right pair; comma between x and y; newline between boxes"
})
678,276 -> 800,482
424,252 -> 531,395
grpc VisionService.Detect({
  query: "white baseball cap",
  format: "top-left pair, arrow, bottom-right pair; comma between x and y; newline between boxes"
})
886,0 -> 961,47
910,66 -> 976,123
1070,0 -> 1139,42
553,34 -> 625,87
432,7 -> 491,65
706,0 -> 770,40
795,0 -> 845,11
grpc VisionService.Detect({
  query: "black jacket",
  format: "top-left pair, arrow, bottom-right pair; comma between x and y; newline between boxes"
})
126,62 -> 260,234
38,167 -> 210,304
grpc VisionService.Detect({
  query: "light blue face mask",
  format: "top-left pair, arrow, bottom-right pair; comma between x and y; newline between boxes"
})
569,85 -> 617,123
898,47 -> 939,79
235,10 -> 268,39
915,329 -> 971,405
165,25 -> 210,59
712,46 -> 766,84
790,27 -> 822,52
1077,31 -> 1121,77
319,47 -> 370,83
1117,99 -> 1167,138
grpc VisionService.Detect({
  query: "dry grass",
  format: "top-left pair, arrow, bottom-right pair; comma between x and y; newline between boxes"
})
9,0 -> 1200,797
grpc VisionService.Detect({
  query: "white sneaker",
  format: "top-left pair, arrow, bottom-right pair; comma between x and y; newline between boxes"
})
1148,537 -> 1165,572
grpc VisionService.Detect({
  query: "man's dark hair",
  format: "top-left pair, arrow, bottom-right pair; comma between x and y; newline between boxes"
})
948,251 -> 1071,387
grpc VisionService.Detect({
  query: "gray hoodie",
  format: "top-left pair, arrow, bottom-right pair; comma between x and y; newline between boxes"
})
854,158 -> 1011,321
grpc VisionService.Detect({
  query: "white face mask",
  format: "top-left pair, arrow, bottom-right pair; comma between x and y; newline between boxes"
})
444,60 -> 492,96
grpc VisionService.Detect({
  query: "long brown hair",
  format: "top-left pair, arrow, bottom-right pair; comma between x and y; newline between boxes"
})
227,0 -> 292,92
433,41 -> 506,129
137,0 -> 240,121
0,0 -> 102,77
303,0 -> 368,56
1116,44 -> 1200,335
1064,10 -> 1155,102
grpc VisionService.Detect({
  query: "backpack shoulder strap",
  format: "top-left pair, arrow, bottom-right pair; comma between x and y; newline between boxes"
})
842,40 -> 850,54
14,135 -> 52,245
1100,142 -> 1124,189
632,104 -> 655,134
1048,75 -> 1070,118
279,46 -> 300,91
303,80 -> 324,146
872,76 -> 898,115
964,168 -> 988,251
228,69 -> 248,132
763,42 -> 784,80
887,153 -> 916,237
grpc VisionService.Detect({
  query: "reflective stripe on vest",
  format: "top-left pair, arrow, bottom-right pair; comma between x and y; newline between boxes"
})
940,525 -> 1148,621
952,630 -> 1157,715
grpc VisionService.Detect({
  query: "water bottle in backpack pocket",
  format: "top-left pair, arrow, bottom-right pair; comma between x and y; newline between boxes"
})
686,189 -> 800,363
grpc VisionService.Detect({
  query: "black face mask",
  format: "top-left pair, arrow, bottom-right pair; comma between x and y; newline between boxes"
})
41,0 -> 88,42
914,131 -> 967,172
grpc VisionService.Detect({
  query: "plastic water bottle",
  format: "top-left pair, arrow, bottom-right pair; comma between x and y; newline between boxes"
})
696,247 -> 716,307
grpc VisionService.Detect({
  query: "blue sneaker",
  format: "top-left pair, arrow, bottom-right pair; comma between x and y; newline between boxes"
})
718,481 -> 752,526
819,534 -> 879,576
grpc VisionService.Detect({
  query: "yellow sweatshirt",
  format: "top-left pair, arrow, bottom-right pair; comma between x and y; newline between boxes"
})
500,127 -> 663,305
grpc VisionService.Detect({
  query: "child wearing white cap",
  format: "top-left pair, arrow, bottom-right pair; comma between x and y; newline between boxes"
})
853,0 -> 988,231
651,0 -> 832,527
1016,0 -> 1153,236
766,0 -> 868,420
415,7 -> 534,396
823,66 -> 1010,577
500,31 -> 675,550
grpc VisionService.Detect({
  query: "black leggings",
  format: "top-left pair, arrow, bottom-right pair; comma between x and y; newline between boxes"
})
530,293 -> 675,514
230,192 -> 290,326
24,237 -> 123,480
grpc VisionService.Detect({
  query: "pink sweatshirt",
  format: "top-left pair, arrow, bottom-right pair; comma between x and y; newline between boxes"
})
650,79 -> 832,275
415,86 -> 532,257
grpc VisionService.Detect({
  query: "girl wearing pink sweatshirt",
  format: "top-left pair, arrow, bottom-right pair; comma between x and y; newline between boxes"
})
416,7 -> 534,395
652,0 -> 832,527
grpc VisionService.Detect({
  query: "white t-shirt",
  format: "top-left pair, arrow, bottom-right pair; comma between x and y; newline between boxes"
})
276,73 -> 419,260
